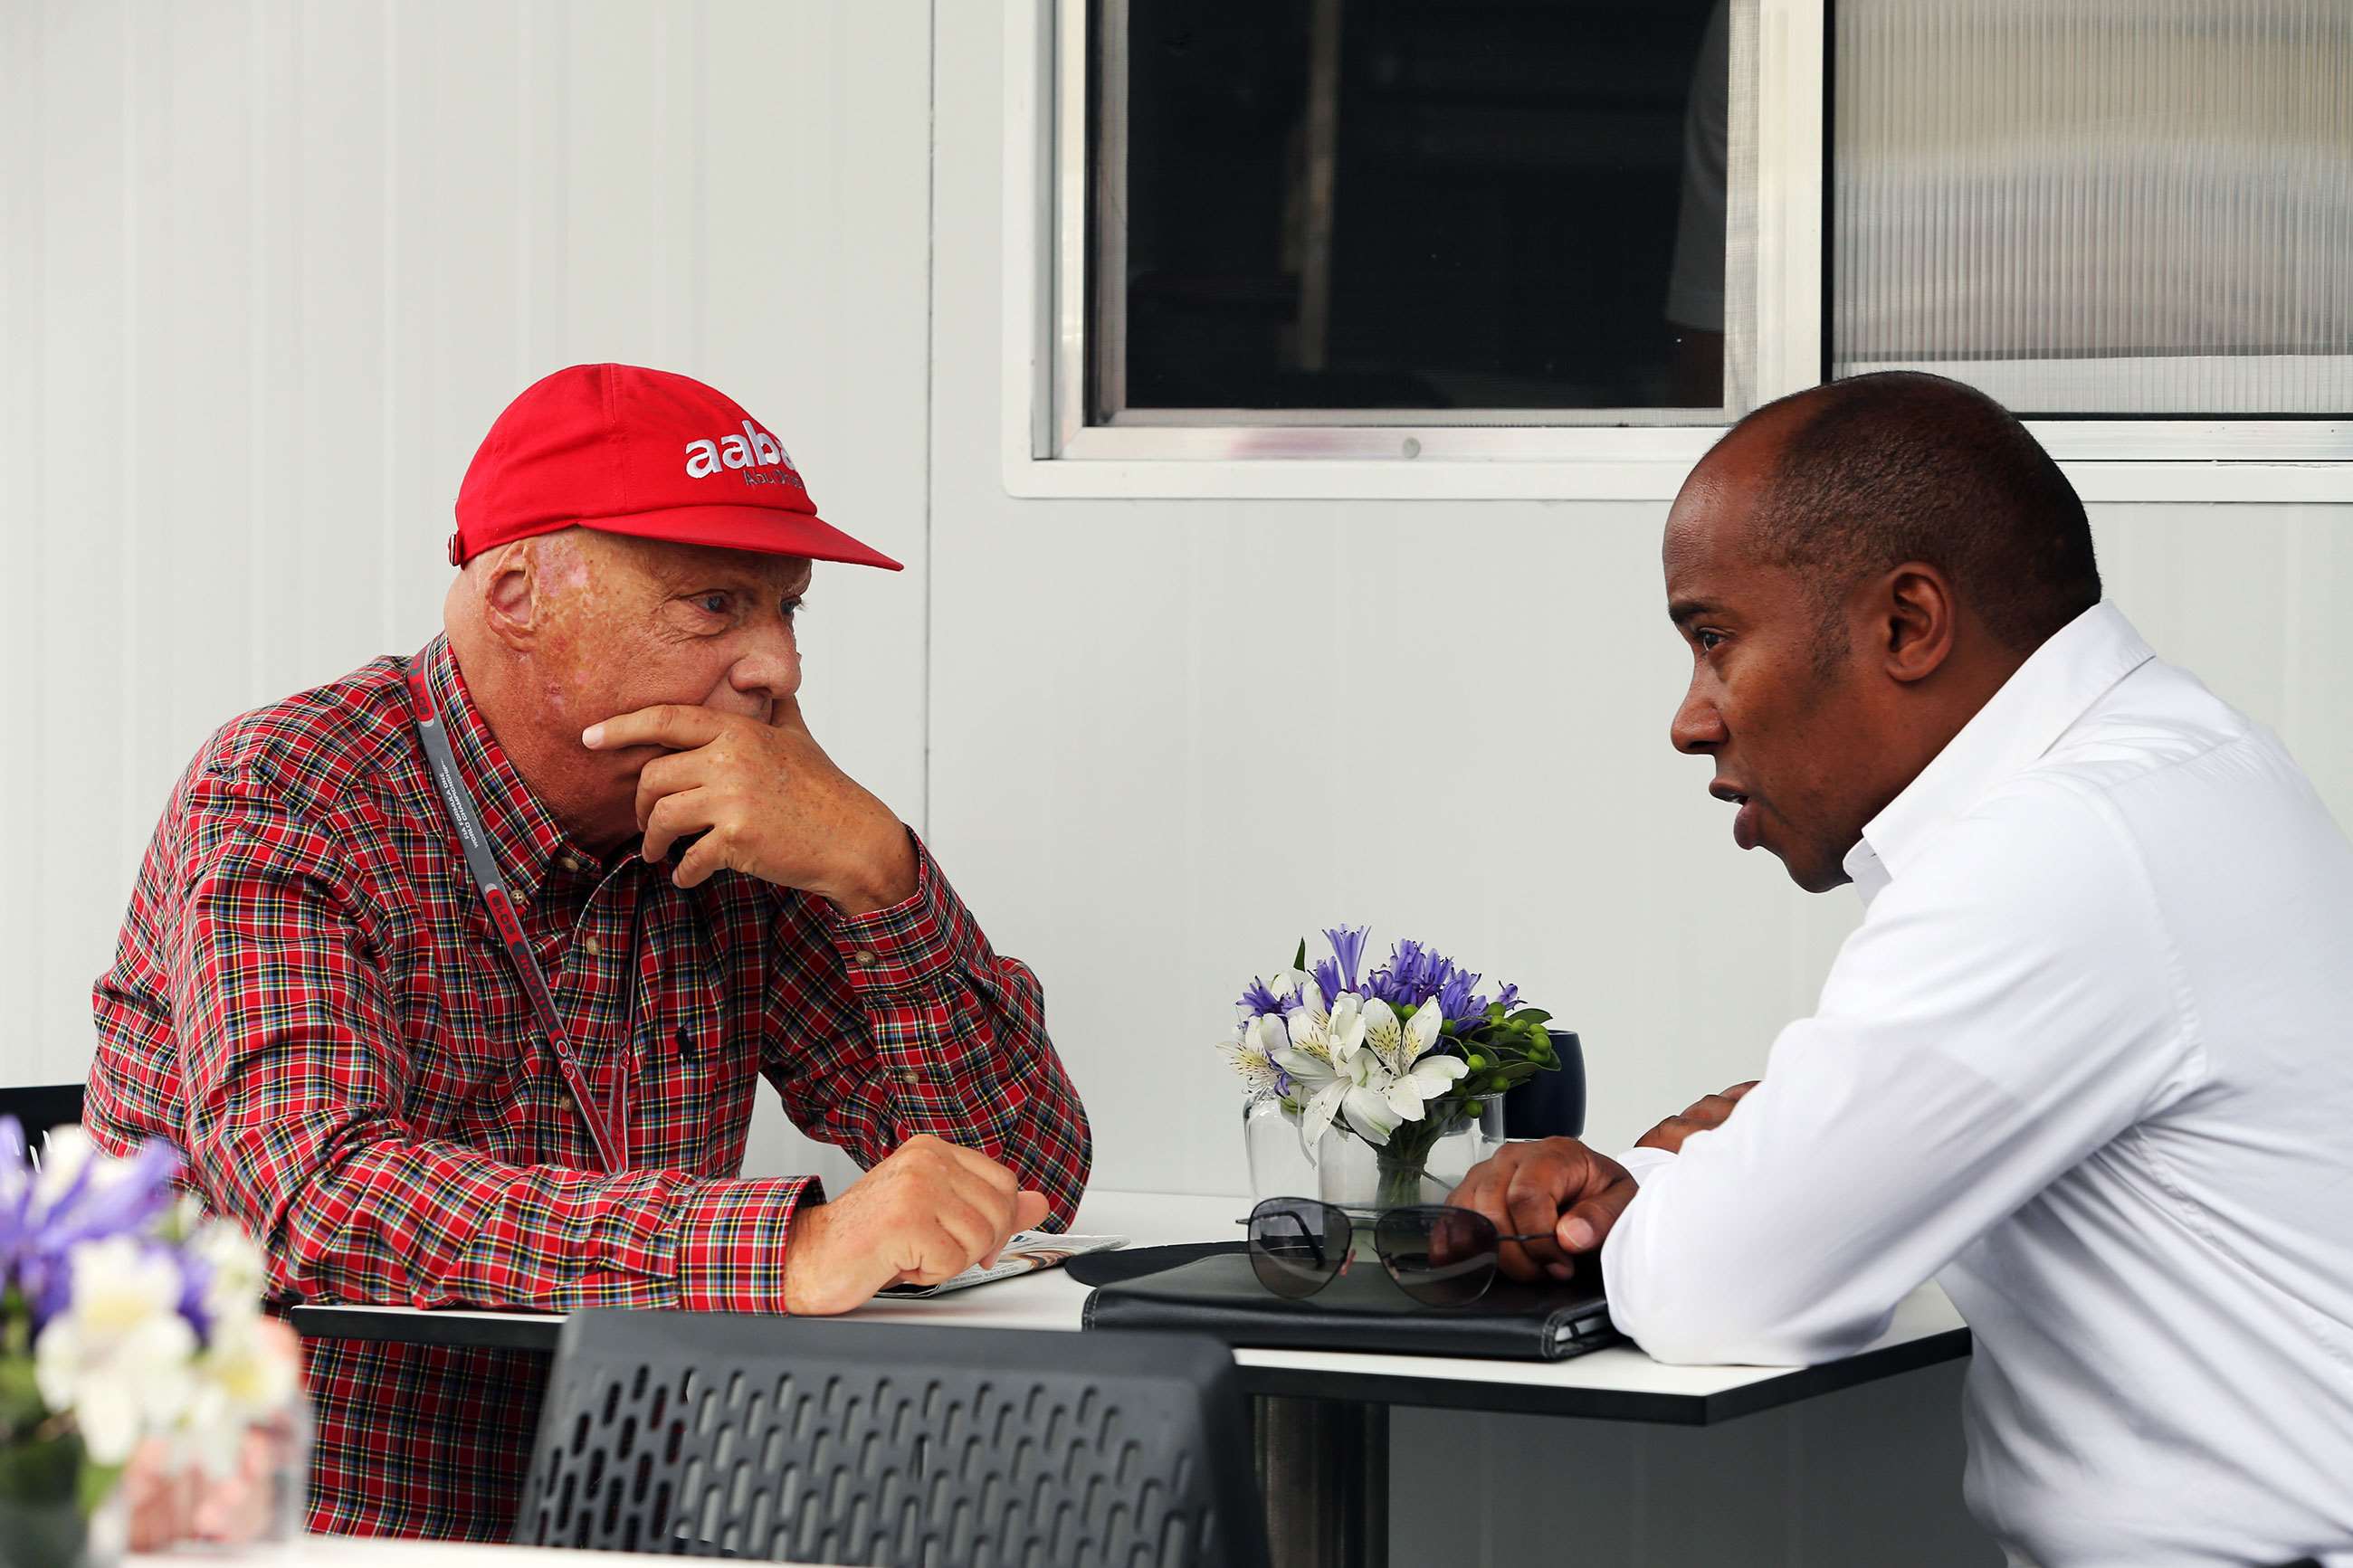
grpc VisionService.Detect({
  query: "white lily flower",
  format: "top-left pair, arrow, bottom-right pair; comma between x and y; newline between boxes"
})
1359,998 -> 1469,1122
1384,1053 -> 1471,1122
1283,983 -> 1368,1064
1276,997 -> 1404,1153
1216,1019 -> 1285,1098
1360,998 -> 1445,1075
33,1235 -> 198,1465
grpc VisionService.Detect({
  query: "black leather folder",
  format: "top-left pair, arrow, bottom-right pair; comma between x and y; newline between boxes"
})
1080,1250 -> 1622,1362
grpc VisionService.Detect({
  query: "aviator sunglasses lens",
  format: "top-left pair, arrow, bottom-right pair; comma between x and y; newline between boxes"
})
1246,1198 -> 1352,1299
1376,1206 -> 1502,1307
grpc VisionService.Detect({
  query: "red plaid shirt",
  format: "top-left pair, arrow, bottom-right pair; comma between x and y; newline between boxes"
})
86,636 -> 1091,1540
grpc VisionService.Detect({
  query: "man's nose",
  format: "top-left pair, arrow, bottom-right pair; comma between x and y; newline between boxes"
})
729,625 -> 803,707
1671,682 -> 1726,755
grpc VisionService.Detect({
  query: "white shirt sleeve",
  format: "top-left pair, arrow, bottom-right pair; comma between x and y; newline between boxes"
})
1600,778 -> 2204,1365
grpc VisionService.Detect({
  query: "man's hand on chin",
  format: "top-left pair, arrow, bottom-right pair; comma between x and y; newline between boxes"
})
781,1135 -> 1052,1316
1445,1138 -> 1640,1283
582,698 -> 919,914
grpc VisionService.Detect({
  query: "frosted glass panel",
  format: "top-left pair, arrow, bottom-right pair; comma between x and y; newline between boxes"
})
1832,1 -> 2352,415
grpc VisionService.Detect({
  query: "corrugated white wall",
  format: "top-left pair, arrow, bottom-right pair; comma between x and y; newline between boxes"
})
7,4 -> 2350,1560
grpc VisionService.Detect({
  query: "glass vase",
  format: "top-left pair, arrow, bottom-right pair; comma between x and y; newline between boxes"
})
1311,1098 -> 1499,1211
1243,1095 -> 1318,1202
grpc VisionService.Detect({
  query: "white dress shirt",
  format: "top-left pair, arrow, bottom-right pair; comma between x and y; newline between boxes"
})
1602,603 -> 2353,1568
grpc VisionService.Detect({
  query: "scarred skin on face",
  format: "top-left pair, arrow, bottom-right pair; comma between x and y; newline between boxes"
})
442,527 -> 917,916
447,528 -> 810,847
1662,404 -> 2026,893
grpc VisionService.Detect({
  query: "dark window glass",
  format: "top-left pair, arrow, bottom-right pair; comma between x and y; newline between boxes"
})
1097,0 -> 1729,415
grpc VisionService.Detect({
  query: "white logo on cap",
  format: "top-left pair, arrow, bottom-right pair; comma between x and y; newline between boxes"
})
684,421 -> 795,480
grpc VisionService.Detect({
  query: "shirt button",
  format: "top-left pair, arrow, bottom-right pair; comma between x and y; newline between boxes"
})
560,854 -> 582,872
581,936 -> 602,957
850,950 -> 877,967
897,1069 -> 920,1084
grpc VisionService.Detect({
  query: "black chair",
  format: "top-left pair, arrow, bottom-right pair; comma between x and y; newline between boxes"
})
517,1311 -> 1271,1567
0,1083 -> 86,1145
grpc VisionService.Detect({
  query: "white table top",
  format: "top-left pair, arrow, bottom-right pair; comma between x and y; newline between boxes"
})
292,1190 -> 1968,1422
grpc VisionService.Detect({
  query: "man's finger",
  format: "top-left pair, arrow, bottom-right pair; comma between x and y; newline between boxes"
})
1722,1079 -> 1760,1102
980,1192 -> 1051,1270
1499,1154 -> 1578,1283
583,704 -> 733,754
924,1195 -> 1000,1277
641,788 -> 714,866
633,751 -> 704,832
671,822 -> 738,889
1011,1190 -> 1049,1232
1558,1171 -> 1638,1254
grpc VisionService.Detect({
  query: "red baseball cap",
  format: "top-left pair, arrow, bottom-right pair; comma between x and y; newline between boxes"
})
450,363 -> 902,571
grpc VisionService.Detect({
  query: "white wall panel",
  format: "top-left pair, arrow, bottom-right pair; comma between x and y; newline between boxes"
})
0,2 -> 933,1210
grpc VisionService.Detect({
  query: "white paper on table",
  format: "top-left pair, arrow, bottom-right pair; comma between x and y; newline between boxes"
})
874,1232 -> 1129,1297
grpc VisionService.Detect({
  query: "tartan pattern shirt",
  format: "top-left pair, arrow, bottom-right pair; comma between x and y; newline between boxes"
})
86,635 -> 1091,1541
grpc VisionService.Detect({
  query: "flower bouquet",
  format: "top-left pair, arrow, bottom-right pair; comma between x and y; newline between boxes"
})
1217,927 -> 1562,1210
0,1121 -> 305,1566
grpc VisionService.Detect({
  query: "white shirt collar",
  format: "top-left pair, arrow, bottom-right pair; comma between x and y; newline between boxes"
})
1841,603 -> 2158,906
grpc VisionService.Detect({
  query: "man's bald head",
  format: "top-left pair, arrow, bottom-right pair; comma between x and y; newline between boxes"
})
1712,371 -> 2101,664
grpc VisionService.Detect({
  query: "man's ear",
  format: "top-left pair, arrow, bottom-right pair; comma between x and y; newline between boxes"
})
1877,561 -> 1958,686
476,541 -> 541,653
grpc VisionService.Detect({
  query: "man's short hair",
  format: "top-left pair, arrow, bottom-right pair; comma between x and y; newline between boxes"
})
1742,371 -> 2102,660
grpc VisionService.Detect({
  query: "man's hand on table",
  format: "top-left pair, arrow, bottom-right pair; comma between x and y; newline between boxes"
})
583,699 -> 919,915
1445,1138 -> 1640,1283
782,1135 -> 1051,1316
1634,1079 -> 1758,1155
1447,1081 -> 1758,1280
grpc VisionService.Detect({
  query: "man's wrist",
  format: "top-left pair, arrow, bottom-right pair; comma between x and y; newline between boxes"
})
823,821 -> 920,916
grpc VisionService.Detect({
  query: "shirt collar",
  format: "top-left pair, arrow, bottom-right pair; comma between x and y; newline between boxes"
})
412,635 -> 607,901
1842,602 -> 2158,903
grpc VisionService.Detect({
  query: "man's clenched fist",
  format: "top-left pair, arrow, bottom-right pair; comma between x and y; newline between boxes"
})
782,1136 -> 1051,1316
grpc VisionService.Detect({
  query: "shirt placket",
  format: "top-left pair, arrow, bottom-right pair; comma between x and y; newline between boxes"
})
547,862 -> 643,1170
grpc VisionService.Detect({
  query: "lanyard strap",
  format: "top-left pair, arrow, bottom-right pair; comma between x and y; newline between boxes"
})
407,669 -> 628,1174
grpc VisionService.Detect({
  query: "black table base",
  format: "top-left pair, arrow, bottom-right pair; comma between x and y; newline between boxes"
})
1255,1395 -> 1388,1568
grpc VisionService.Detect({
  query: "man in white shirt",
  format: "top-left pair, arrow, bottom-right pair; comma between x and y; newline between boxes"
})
1450,371 -> 2353,1568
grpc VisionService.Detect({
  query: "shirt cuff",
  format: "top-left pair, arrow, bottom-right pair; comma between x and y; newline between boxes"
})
811,833 -> 975,993
1615,1145 -> 1680,1186
668,1174 -> 821,1313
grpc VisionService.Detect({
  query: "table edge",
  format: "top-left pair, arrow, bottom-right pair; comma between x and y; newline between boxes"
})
289,1305 -> 1971,1423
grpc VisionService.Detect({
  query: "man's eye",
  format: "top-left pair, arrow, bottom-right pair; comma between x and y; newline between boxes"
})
1695,629 -> 1726,652
781,596 -> 805,619
694,592 -> 730,615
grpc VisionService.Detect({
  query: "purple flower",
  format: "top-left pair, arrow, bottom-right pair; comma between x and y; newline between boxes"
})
1358,937 -> 1519,1031
1322,926 -> 1370,994
1237,978 -> 1289,1019
0,1118 -> 185,1331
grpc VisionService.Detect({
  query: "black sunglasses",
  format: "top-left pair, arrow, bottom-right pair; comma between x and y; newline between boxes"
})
1237,1196 -> 1554,1308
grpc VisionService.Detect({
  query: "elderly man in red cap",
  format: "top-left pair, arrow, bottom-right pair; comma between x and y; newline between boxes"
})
86,364 -> 1092,1540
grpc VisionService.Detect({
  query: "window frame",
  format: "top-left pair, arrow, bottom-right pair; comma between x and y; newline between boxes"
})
1000,0 -> 2353,503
